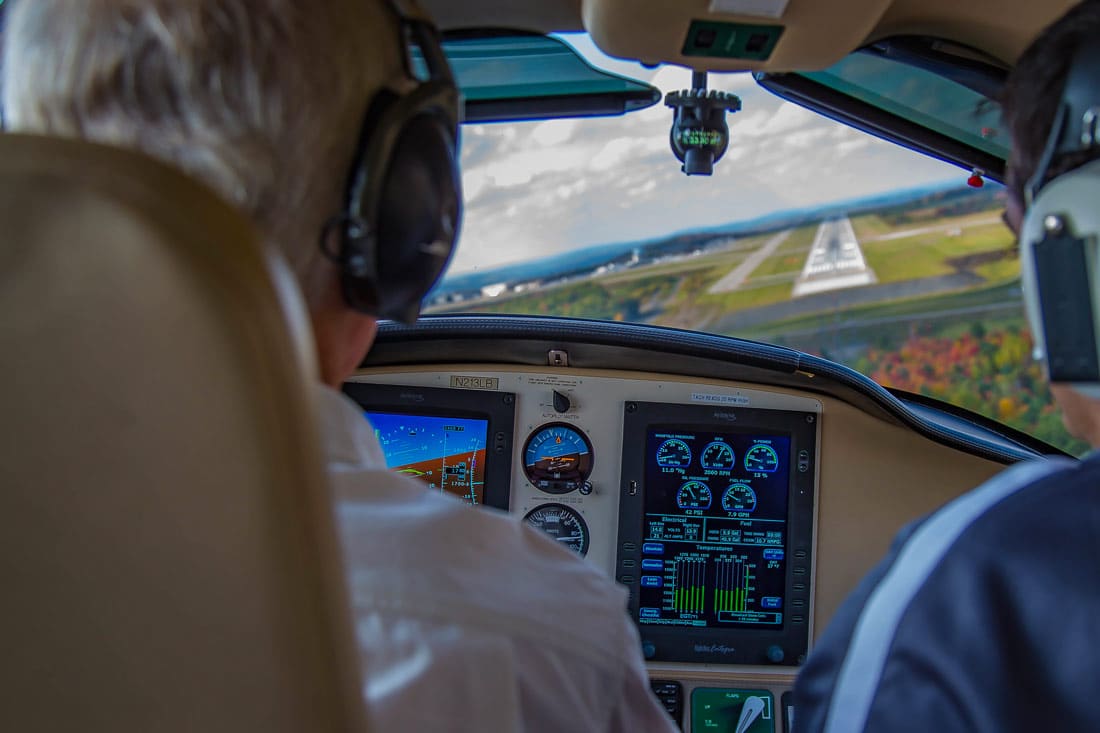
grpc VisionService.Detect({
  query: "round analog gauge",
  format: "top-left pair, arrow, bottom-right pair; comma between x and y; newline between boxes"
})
656,438 -> 692,468
721,483 -> 757,513
700,441 -> 735,471
524,503 -> 590,556
744,444 -> 780,473
676,480 -> 713,510
523,423 -> 593,494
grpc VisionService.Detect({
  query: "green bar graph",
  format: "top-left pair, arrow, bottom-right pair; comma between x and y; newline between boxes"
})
715,557 -> 752,615
673,558 -> 706,613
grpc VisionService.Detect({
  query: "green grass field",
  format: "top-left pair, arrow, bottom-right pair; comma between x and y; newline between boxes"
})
862,222 -> 1015,284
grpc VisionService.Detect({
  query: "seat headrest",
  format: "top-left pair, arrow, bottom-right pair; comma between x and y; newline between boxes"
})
0,134 -> 366,732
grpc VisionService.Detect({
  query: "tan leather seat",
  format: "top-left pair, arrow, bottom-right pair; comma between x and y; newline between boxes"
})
0,134 -> 366,732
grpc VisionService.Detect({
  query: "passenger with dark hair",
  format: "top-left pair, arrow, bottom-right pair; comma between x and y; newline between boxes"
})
793,2 -> 1100,731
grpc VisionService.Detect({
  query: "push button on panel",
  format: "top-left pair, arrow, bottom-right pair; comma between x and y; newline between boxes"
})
649,679 -> 683,726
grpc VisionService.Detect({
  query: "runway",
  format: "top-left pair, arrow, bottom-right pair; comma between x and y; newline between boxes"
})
792,216 -> 877,297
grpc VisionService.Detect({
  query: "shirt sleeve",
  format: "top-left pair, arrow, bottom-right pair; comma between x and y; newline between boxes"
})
607,613 -> 680,732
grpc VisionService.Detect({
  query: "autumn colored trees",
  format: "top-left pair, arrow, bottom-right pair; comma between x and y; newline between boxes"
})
854,324 -> 1088,455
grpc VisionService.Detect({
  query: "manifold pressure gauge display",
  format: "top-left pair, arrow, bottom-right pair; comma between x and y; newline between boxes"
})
523,503 -> 590,556
523,422 -> 593,494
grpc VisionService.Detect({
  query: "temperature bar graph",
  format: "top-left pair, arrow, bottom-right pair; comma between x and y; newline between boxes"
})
673,558 -> 706,613
715,557 -> 752,613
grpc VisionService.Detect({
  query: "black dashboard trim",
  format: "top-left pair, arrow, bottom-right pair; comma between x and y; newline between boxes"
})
367,315 -> 1048,466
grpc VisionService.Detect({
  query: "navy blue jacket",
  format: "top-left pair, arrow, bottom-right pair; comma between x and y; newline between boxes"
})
794,453 -> 1100,732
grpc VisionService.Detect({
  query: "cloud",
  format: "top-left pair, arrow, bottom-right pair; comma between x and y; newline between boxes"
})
446,38 -> 963,276
531,118 -> 579,147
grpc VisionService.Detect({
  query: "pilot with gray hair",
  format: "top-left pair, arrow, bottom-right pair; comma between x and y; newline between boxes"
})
0,1 -> 677,729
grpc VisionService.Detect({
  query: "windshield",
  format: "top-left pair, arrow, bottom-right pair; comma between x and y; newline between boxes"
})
431,35 -> 1088,456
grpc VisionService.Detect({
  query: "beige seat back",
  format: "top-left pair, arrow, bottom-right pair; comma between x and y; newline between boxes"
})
0,134 -> 366,732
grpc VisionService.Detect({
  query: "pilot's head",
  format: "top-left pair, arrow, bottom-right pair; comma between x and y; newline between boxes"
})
2,0 -> 455,386
1001,0 -> 1100,445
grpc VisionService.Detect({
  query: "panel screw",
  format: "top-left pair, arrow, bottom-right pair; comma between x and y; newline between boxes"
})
626,402 -> 637,413
502,394 -> 514,405
1044,215 -> 1065,234
806,415 -> 815,423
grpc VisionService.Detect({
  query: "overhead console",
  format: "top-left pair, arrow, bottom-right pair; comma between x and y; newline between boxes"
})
582,0 -> 891,72
617,400 -> 818,666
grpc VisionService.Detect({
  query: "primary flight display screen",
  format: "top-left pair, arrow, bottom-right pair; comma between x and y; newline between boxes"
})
342,382 -> 516,511
640,429 -> 791,628
617,401 -> 818,666
365,411 -> 489,505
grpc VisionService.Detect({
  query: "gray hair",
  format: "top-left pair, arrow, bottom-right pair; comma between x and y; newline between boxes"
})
3,0 -> 401,305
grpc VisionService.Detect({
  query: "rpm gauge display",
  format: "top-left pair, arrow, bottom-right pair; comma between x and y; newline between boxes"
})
524,503 -> 590,555
700,440 -> 735,470
524,423 -> 593,494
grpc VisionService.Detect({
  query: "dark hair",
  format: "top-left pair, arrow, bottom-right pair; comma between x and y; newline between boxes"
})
1001,1 -> 1100,203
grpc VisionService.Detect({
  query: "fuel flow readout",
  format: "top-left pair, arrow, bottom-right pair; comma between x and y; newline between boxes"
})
638,429 -> 791,629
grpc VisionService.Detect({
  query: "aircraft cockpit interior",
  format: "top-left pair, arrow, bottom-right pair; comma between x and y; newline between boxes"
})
3,0 -> 1090,731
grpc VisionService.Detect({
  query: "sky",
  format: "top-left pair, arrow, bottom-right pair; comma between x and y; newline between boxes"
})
448,34 -> 966,276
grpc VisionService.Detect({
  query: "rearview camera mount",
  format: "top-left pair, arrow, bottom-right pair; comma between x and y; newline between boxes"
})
666,71 -> 742,176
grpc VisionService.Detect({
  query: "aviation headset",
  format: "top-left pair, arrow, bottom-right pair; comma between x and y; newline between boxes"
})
321,3 -> 461,324
1019,39 -> 1100,396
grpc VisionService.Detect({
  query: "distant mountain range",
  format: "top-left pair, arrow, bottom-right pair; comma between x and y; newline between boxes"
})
435,180 -> 1003,297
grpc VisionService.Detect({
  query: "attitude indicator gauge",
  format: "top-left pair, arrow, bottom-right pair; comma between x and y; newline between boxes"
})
721,483 -> 757,513
523,423 -> 593,494
656,438 -> 692,468
524,503 -> 590,555
676,480 -> 712,510
744,444 -> 780,473
700,441 -> 735,471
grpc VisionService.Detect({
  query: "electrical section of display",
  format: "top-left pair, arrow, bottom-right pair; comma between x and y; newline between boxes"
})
365,411 -> 489,504
639,430 -> 791,630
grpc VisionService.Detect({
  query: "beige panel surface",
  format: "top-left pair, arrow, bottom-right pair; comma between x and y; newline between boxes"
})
353,363 -> 1006,638
422,0 -> 1076,73
810,397 -> 1001,635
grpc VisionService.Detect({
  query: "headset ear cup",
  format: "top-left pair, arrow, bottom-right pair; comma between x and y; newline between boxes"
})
373,112 -> 461,321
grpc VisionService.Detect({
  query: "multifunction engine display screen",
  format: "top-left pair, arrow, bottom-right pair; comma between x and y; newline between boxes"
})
617,400 -> 817,666
639,429 -> 790,629
365,411 -> 489,505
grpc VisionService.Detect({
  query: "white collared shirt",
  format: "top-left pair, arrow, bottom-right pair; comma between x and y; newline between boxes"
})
317,385 -> 678,732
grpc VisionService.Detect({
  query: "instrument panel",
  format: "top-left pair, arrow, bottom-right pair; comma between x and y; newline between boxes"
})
345,363 -> 1008,732
345,368 -> 822,589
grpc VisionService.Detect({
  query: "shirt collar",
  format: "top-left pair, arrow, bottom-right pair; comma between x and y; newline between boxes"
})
313,383 -> 387,470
